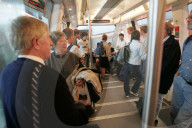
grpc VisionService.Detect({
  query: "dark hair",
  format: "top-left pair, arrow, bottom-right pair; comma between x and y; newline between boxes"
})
119,33 -> 124,37
74,29 -> 80,36
102,34 -> 107,41
81,32 -> 88,39
131,30 -> 140,41
63,28 -> 73,40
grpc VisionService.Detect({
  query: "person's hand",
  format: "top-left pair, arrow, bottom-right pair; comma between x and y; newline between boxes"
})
80,57 -> 85,65
175,72 -> 179,76
96,59 -> 99,63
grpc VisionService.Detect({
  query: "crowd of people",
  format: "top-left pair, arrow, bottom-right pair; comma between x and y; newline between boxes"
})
0,10 -> 192,128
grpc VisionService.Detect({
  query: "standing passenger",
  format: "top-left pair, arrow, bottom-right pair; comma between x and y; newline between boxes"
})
171,11 -> 192,128
0,16 -> 88,128
127,26 -> 134,42
63,28 -> 83,61
116,33 -> 127,51
73,29 -> 81,47
123,30 -> 146,97
155,22 -> 181,125
99,34 -> 110,79
78,32 -> 90,67
140,25 -> 148,81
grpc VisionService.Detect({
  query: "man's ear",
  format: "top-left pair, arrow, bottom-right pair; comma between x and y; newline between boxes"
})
32,36 -> 40,50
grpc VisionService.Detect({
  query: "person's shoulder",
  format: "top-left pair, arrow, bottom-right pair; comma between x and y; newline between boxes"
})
42,65 -> 60,77
67,52 -> 79,59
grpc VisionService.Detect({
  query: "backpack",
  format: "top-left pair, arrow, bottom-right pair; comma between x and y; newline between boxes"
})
96,41 -> 105,56
117,43 -> 131,65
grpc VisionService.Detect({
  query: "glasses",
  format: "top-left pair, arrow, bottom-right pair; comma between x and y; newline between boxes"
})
58,40 -> 67,44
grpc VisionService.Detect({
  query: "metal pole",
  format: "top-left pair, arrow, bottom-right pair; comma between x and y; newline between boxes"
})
87,0 -> 93,68
142,0 -> 166,127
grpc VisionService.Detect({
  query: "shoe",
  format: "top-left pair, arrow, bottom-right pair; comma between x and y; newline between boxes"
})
101,76 -> 109,80
130,91 -> 139,96
154,119 -> 158,126
112,73 -> 117,77
125,95 -> 129,98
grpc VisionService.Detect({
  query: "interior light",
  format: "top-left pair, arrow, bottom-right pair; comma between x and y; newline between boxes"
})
91,0 -> 107,19
121,6 -> 146,22
7,4 -> 12,8
69,8 -> 72,11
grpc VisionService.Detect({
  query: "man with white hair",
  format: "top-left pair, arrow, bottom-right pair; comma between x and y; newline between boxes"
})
0,16 -> 88,128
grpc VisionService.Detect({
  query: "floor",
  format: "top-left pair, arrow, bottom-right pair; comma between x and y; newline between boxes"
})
88,74 -> 173,128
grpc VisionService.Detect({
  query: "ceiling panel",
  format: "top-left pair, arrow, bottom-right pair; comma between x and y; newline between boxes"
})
104,0 -> 143,19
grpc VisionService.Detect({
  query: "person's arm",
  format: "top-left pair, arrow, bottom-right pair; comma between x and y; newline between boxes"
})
73,46 -> 83,58
161,40 -> 181,75
55,74 -> 88,126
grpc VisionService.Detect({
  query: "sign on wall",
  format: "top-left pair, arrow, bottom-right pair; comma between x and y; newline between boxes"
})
24,0 -> 45,12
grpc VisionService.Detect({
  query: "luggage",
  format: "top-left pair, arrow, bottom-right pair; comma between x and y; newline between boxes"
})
96,41 -> 105,56
117,43 -> 131,65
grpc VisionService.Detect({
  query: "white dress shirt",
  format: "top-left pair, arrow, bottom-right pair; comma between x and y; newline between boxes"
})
128,40 -> 146,65
18,55 -> 45,65
70,45 -> 83,58
78,39 -> 89,56
116,40 -> 127,50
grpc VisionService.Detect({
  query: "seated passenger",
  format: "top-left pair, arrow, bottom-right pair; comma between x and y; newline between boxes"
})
0,16 -> 88,128
72,78 -> 94,117
46,31 -> 84,92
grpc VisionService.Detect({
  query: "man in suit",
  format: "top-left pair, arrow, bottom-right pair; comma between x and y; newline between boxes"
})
155,21 -> 181,125
0,16 -> 88,128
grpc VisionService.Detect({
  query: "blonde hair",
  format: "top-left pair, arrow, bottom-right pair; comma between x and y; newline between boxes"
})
50,31 -> 66,46
102,34 -> 107,41
127,27 -> 134,32
140,26 -> 148,33
165,21 -> 174,36
7,16 -> 48,53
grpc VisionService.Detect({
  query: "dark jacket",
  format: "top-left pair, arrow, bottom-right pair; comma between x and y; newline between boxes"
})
159,35 -> 181,94
0,58 -> 88,128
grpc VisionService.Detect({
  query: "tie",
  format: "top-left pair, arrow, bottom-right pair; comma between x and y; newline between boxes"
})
31,64 -> 43,128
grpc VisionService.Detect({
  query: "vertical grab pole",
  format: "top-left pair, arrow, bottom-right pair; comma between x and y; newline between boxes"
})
142,0 -> 166,127
87,0 -> 93,68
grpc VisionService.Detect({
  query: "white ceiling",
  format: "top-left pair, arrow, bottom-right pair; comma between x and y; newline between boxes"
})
104,0 -> 143,19
51,0 -> 189,25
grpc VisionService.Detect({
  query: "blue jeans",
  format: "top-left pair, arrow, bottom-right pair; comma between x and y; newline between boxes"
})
156,93 -> 164,120
171,76 -> 192,128
140,60 -> 146,81
123,63 -> 142,96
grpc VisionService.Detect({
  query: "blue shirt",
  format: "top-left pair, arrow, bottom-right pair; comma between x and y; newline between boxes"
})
0,58 -> 25,128
178,38 -> 192,82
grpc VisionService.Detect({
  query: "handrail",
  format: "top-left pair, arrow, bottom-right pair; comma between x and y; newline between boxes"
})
142,0 -> 166,127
